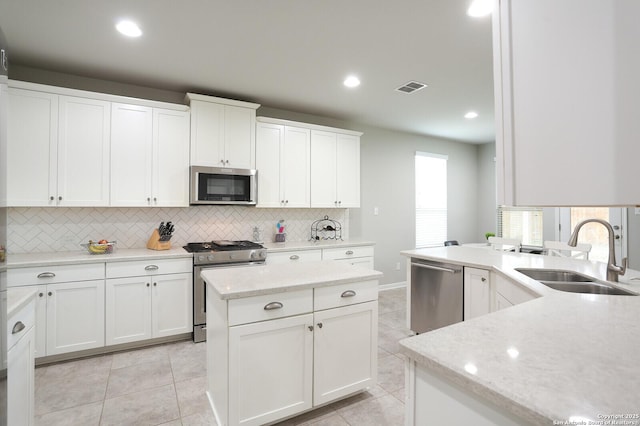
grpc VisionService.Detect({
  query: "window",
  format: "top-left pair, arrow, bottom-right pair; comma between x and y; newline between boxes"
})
415,152 -> 447,248
497,206 -> 544,246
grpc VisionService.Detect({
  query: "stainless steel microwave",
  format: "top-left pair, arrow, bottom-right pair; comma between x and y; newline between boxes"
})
190,166 -> 257,205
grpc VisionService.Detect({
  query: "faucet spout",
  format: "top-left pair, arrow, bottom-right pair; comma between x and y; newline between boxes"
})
567,218 -> 627,282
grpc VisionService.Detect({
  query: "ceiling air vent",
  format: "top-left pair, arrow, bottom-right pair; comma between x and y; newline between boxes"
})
395,81 -> 428,94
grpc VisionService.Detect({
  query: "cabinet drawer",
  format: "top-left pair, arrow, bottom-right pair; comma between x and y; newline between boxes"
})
106,258 -> 192,278
322,246 -> 374,260
266,250 -> 322,265
228,289 -> 313,326
314,280 -> 378,311
8,263 -> 104,287
495,275 -> 537,306
7,297 -> 36,350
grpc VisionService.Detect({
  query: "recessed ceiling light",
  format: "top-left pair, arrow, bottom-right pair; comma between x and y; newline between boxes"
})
467,0 -> 494,17
343,76 -> 361,88
116,20 -> 142,37
464,111 -> 479,119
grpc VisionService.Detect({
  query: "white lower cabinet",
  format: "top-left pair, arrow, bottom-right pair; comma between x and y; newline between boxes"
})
491,272 -> 538,311
322,246 -> 374,269
106,259 -> 192,346
266,249 -> 322,265
464,267 -> 491,320
8,296 -> 36,426
210,280 -> 378,426
36,279 -> 105,357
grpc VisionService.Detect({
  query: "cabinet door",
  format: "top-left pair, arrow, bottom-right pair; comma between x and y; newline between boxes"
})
34,286 -> 47,358
57,96 -> 111,206
46,280 -> 105,355
153,108 -> 190,207
282,126 -> 310,207
229,314 -> 313,426
463,267 -> 491,320
336,134 -> 360,208
105,277 -> 152,345
110,103 -> 153,206
224,105 -> 255,169
189,100 -> 224,166
334,257 -> 374,269
8,326 -> 35,426
7,88 -> 58,206
494,292 -> 513,312
151,273 -> 193,338
313,301 -> 377,406
310,130 -> 337,208
255,122 -> 283,207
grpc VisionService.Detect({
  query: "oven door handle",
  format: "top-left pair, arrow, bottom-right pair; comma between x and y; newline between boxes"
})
263,301 -> 284,311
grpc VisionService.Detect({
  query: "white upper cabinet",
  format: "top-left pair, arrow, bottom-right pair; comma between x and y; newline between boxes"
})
311,130 -> 361,208
493,0 -> 640,206
111,104 -> 189,207
256,120 -> 311,208
186,93 -> 260,169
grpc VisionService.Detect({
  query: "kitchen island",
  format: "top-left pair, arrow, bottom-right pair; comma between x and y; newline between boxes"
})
400,246 -> 640,425
202,260 -> 383,426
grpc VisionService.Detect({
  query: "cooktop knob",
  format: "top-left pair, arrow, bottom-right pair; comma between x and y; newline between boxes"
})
207,255 -> 214,261
198,255 -> 205,262
260,251 -> 266,258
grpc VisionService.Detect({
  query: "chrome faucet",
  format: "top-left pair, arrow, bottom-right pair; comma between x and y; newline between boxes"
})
567,219 -> 627,282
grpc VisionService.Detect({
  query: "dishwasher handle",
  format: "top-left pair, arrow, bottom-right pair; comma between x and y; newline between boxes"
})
411,262 -> 460,274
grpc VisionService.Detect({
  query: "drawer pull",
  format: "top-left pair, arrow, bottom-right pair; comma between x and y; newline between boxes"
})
341,290 -> 356,298
12,321 -> 26,335
345,250 -> 354,255
317,322 -> 323,328
37,272 -> 55,278
145,265 -> 159,271
264,302 -> 283,311
289,255 -> 300,260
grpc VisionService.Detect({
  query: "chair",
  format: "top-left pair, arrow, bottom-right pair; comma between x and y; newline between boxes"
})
488,236 -> 521,252
543,240 -> 591,260
444,240 -> 459,246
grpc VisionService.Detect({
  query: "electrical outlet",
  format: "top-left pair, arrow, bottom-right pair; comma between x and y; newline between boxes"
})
635,207 -> 640,215
374,207 -> 379,216
395,262 -> 401,271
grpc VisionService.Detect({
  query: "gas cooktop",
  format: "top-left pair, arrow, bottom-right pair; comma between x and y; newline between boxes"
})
184,240 -> 264,253
184,240 -> 267,265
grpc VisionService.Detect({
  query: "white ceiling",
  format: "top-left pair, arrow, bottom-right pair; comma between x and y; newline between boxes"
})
0,0 -> 495,144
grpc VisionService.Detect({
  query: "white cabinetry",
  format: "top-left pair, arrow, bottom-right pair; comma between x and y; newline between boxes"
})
493,0 -> 640,206
463,267 -> 491,320
323,246 -> 374,269
310,130 -> 361,208
267,249 -> 322,265
491,272 -> 537,311
186,93 -> 260,169
255,121 -> 311,208
105,259 -> 192,345
110,104 -> 190,207
7,295 -> 36,426
7,88 -> 111,206
208,280 -> 378,426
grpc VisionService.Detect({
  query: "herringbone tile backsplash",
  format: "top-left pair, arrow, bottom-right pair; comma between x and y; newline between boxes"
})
7,207 -> 349,253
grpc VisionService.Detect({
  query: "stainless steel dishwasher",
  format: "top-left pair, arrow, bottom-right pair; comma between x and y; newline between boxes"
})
410,258 -> 463,334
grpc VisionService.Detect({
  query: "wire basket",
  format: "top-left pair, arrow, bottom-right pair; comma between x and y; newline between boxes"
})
81,241 -> 117,255
310,216 -> 342,241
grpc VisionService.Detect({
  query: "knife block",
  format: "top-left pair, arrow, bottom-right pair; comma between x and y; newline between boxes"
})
146,229 -> 172,251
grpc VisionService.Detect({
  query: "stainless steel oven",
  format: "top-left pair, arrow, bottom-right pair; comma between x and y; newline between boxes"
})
184,241 -> 266,342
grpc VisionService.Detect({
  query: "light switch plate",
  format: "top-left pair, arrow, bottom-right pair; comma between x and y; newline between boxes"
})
635,208 -> 640,215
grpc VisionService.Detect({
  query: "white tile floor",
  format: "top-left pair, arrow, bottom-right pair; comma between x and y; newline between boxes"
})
34,287 -> 410,426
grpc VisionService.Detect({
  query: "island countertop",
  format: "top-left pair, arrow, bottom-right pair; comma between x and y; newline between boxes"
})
202,260 -> 383,300
399,246 -> 640,424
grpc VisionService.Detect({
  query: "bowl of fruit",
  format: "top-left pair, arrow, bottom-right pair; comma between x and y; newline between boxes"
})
82,239 -> 116,254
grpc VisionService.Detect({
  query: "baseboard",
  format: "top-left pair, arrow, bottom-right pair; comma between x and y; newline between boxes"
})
379,281 -> 407,291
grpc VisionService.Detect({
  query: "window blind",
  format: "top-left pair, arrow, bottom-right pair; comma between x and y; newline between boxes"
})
415,152 -> 447,248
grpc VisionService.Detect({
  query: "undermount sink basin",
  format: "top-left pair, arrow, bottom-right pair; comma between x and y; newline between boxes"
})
515,268 -> 637,296
515,268 -> 593,282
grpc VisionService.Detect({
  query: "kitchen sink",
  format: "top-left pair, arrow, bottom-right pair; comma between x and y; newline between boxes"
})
515,268 -> 637,296
515,268 -> 593,282
540,281 -> 636,296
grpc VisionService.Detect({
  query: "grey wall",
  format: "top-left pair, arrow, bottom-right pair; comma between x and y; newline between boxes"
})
10,66 -> 496,286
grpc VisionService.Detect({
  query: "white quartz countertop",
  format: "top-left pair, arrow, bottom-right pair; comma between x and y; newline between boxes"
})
202,260 -> 383,300
7,247 -> 193,268
399,246 -> 640,424
7,286 -> 37,317
262,239 -> 375,252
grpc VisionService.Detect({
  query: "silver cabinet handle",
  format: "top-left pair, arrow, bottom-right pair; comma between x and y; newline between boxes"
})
308,325 -> 314,331
146,283 -> 150,287
341,290 -> 356,298
290,255 -> 300,260
411,262 -> 460,274
58,196 -> 62,201
12,321 -> 26,334
147,197 -> 151,202
481,277 -> 487,282
317,322 -> 323,328
48,291 -> 53,296
38,292 -> 44,297
50,196 -> 54,201
37,272 -> 55,278
145,265 -> 159,271
345,250 -> 354,255
153,197 -> 157,202
264,302 -> 283,311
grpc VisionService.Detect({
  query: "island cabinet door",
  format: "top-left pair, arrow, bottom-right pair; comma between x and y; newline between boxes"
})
228,313 -> 314,426
313,300 -> 378,406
